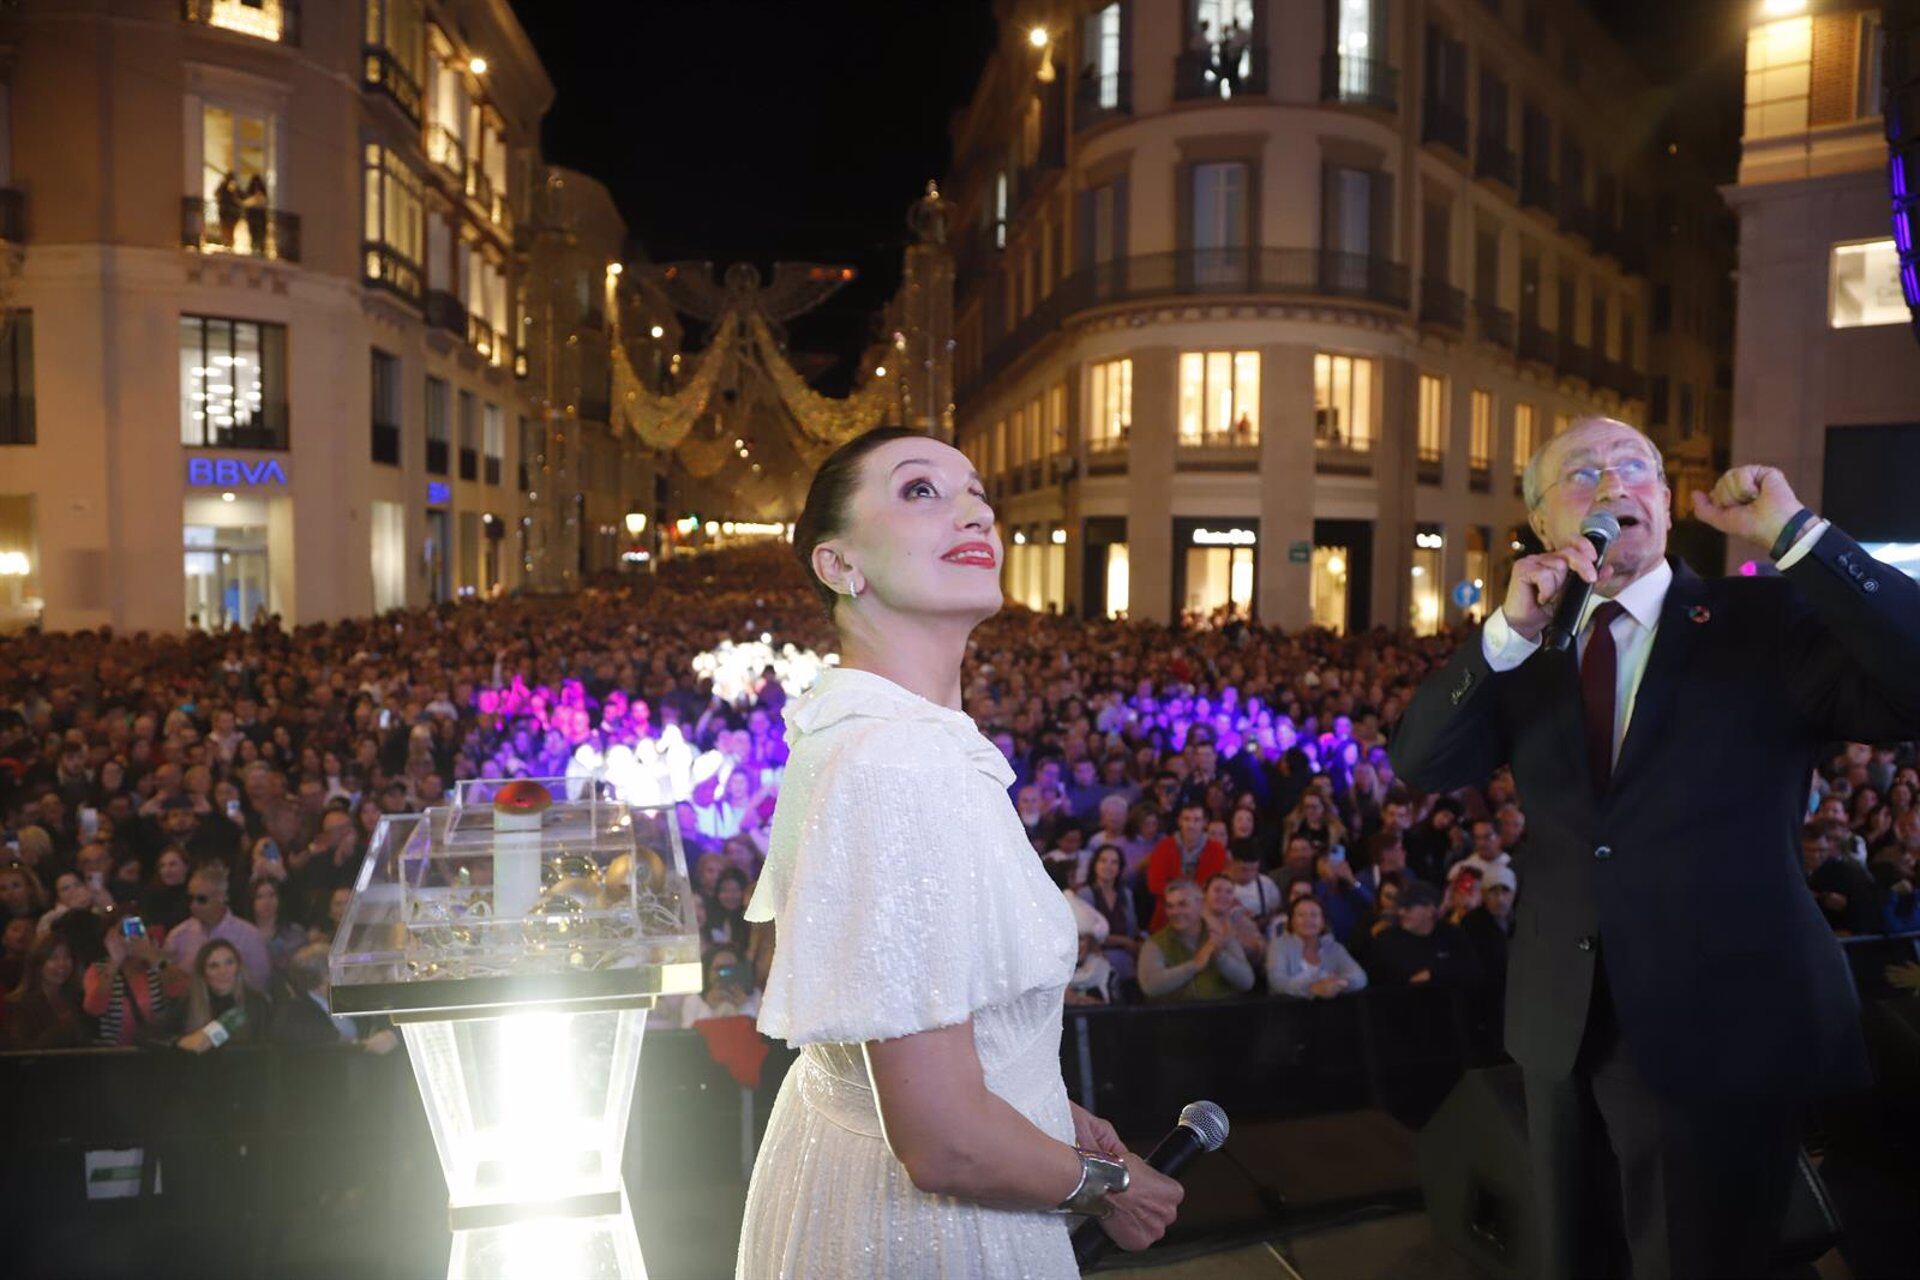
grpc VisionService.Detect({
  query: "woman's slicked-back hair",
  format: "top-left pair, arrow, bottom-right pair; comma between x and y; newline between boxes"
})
792,426 -> 940,618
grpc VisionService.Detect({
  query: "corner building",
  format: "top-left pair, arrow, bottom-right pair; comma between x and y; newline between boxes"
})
948,0 -> 1671,632
0,0 -> 550,632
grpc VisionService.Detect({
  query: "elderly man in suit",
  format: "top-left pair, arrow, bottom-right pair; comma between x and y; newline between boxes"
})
1392,415 -> 1920,1278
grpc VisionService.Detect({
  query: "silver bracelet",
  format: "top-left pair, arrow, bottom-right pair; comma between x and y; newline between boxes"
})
1051,1147 -> 1130,1218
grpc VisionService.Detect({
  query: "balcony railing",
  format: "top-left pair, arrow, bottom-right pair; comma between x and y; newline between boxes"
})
182,0 -> 298,45
1556,341 -> 1592,384
1519,163 -> 1556,214
1418,280 -> 1466,331
466,163 -> 496,220
1517,319 -> 1556,366
1321,54 -> 1399,113
1073,72 -> 1132,130
1174,47 -> 1269,100
1421,99 -> 1469,155
1179,427 -> 1261,451
1474,300 -> 1515,349
580,397 -> 612,424
1416,455 -> 1443,485
459,447 -> 477,481
0,188 -> 23,243
1474,135 -> 1516,188
181,197 -> 301,263
1599,359 -> 1647,401
362,45 -> 423,124
484,456 -> 502,487
184,404 -> 289,451
959,248 -> 1410,404
425,123 -> 466,181
426,438 -> 449,475
1469,464 -> 1492,494
466,312 -> 504,363
371,420 -> 400,466
362,242 -> 421,304
0,396 -> 35,447
1560,200 -> 1594,242
425,289 -> 465,337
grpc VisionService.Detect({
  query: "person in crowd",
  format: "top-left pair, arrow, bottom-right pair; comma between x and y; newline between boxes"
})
3,934 -> 88,1049
1084,794 -> 1146,875
175,937 -> 267,1052
1275,832 -> 1319,893
1311,850 -> 1375,946
1065,909 -> 1116,1006
1363,881 -> 1484,987
39,868 -> 110,968
1442,863 -> 1484,927
1804,821 -> 1884,936
1139,878 -> 1254,1002
1403,798 -> 1463,888
163,865 -> 270,991
0,862 -> 47,923
1201,872 -> 1265,966
1452,817 -> 1513,883
271,942 -> 396,1053
1144,802 -> 1227,931
142,847 -> 193,934
1222,850 -> 1282,933
679,946 -> 761,1027
1265,896 -> 1368,1000
1460,865 -> 1518,985
1281,790 -> 1346,860
245,877 -> 307,983
0,915 -> 32,991
703,864 -> 752,954
1077,844 -> 1142,982
1224,803 -> 1274,872
83,916 -> 175,1047
1356,831 -> 1416,895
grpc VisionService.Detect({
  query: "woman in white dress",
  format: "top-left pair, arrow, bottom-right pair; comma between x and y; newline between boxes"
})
737,428 -> 1182,1278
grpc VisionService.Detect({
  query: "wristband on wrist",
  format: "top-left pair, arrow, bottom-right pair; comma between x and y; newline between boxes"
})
202,1019 -> 230,1048
1770,506 -> 1815,561
1051,1147 -> 1130,1217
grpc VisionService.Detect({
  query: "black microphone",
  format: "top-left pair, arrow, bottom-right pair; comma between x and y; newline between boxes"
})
1539,510 -> 1621,652
1070,1100 -> 1230,1268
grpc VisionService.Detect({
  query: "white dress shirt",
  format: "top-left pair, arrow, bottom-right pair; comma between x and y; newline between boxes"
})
1479,522 -> 1828,768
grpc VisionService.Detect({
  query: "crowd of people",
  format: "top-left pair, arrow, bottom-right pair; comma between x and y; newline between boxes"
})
3,543 -> 1917,1051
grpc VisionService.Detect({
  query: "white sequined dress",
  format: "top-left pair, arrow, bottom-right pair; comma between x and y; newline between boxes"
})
736,666 -> 1080,1280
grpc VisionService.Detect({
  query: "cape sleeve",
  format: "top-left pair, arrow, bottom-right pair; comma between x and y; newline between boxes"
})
749,721 -> 1068,1047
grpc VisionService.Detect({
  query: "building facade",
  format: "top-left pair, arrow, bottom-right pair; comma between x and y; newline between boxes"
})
948,0 -> 1674,633
1729,2 -> 1920,576
0,0 -> 662,633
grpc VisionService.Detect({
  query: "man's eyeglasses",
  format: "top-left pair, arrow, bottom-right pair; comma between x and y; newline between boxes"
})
1543,457 -> 1659,499
189,893 -> 219,905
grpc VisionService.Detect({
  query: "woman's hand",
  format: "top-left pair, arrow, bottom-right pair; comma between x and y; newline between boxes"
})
178,1029 -> 214,1054
1099,1152 -> 1183,1251
1069,1102 -> 1126,1161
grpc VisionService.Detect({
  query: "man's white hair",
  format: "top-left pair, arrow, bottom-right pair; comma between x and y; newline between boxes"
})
1520,415 -> 1666,511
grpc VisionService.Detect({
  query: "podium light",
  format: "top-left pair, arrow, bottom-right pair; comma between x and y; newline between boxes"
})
329,778 -> 700,1277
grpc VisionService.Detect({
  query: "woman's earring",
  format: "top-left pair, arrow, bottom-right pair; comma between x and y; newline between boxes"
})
848,576 -> 863,599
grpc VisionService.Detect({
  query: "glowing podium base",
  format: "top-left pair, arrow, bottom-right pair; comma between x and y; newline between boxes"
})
329,778 -> 701,1279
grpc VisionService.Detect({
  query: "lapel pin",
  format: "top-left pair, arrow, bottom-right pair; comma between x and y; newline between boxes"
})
1688,605 -> 1711,624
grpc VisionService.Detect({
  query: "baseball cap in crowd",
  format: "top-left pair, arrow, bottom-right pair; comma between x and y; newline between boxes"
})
1400,880 -> 1442,909
1481,865 -> 1518,894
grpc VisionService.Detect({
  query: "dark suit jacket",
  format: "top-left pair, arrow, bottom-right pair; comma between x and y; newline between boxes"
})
1390,528 -> 1920,1102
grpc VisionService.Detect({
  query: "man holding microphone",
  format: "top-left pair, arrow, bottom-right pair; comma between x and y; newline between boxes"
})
1392,416 -> 1920,1278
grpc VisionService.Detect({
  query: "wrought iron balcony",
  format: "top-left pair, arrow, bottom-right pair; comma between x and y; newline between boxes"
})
1419,280 -> 1467,332
1520,163 -> 1556,214
426,123 -> 466,181
362,45 -> 423,124
363,243 -> 422,305
1556,341 -> 1593,384
0,188 -> 23,243
371,420 -> 400,466
182,197 -> 301,262
1422,99 -> 1469,155
182,0 -> 298,45
459,447 -> 477,481
1518,320 -> 1556,366
1474,300 -> 1515,349
426,439 -> 449,475
1174,47 -> 1269,100
184,404 -> 289,451
425,290 -> 466,338
1074,71 -> 1132,130
1321,54 -> 1399,113
1474,135 -> 1516,188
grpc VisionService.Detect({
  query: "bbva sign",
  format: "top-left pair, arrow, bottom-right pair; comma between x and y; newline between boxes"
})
187,457 -> 290,487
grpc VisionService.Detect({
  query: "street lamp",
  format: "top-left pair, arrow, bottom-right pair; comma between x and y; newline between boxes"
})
624,511 -> 647,537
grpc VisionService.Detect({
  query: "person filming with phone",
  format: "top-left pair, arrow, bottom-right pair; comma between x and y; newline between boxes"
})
84,913 -> 176,1047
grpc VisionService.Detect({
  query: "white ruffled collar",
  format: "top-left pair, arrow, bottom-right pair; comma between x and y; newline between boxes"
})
783,666 -> 1015,788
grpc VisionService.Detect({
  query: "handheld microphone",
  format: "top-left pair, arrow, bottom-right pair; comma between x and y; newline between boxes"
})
1070,1100 -> 1230,1268
1540,510 -> 1621,652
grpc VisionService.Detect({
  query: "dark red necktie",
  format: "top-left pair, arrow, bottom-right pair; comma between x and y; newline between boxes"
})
1580,601 -> 1627,797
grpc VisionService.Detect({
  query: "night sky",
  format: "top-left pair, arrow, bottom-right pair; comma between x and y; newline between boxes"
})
515,0 -> 1741,378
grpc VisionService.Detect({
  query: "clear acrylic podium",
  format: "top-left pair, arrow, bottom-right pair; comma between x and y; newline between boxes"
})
329,777 -> 701,1278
